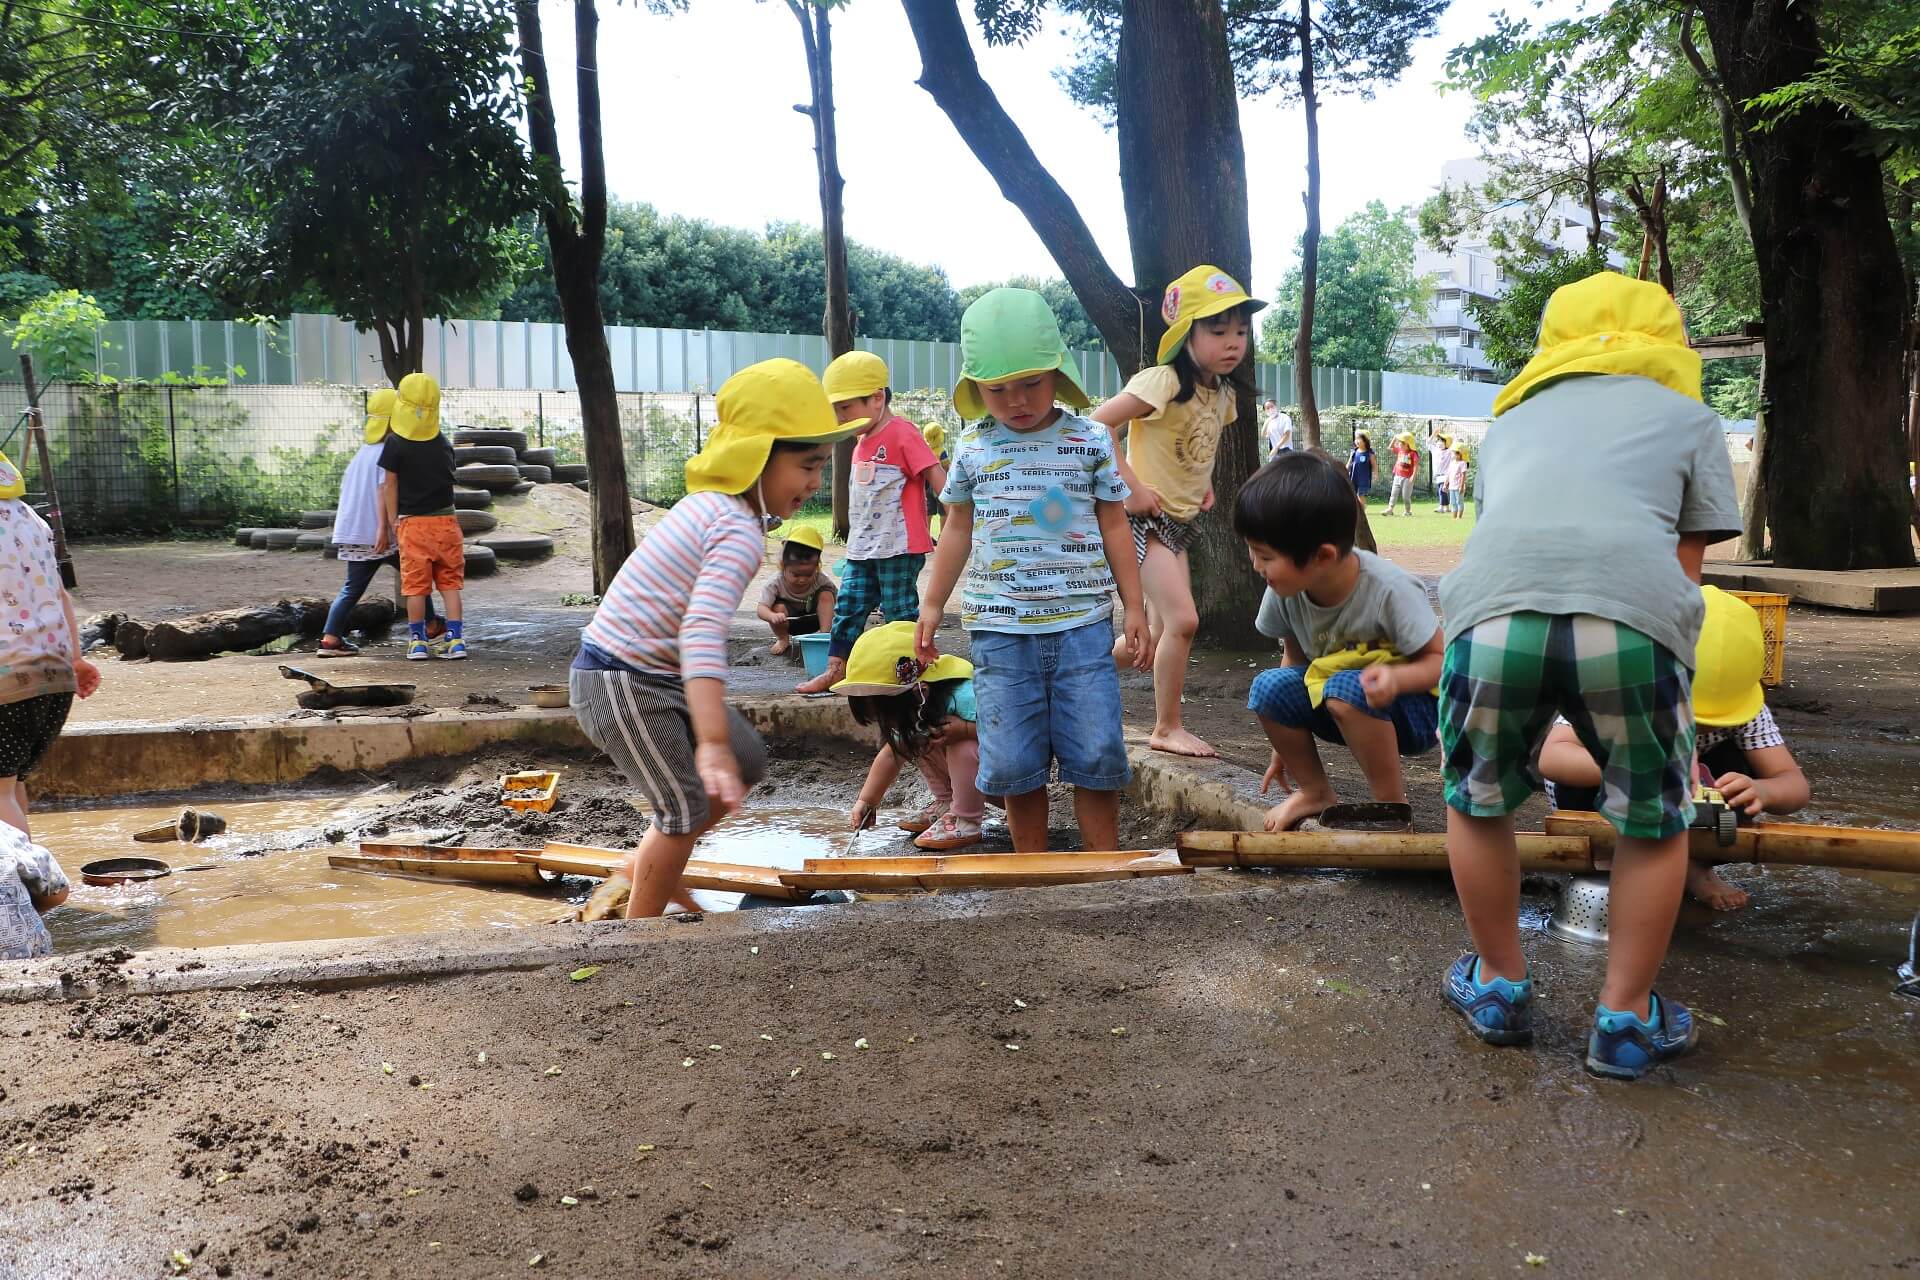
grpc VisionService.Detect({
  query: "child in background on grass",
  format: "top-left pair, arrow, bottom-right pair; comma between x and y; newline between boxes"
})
1090,265 -> 1261,760
570,359 -> 863,918
1435,272 -> 1741,1081
0,447 -> 100,840
797,352 -> 945,694
319,388 -> 442,657
0,822 -> 67,960
916,287 -> 1153,853
1447,445 -> 1470,521
1385,432 -> 1417,516
381,374 -> 467,661
839,622 -> 986,851
1540,585 -> 1808,911
1347,431 -> 1375,507
756,525 -> 836,656
1236,452 -> 1443,832
1428,426 -> 1453,514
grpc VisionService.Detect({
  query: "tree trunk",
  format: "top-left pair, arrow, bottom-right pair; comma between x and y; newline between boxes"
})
517,0 -> 635,592
1699,1 -> 1914,570
1739,357 -> 1769,559
1678,9 -> 1754,240
1290,0 -> 1321,452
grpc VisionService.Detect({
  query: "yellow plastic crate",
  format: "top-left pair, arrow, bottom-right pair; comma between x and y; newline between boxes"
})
1727,590 -> 1787,687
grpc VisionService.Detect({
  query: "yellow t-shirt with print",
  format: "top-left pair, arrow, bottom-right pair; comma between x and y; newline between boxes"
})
1120,364 -> 1234,523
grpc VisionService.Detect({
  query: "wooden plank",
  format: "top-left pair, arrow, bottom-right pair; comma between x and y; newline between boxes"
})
1176,830 -> 1595,873
329,851 -> 548,886
527,842 -> 811,901
780,850 -> 1189,891
1701,562 -> 1920,614
1544,811 -> 1920,873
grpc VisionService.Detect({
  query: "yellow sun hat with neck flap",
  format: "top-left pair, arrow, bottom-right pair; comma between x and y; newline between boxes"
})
822,350 -> 890,405
830,621 -> 973,697
363,388 -> 397,445
1156,265 -> 1264,365
389,373 -> 442,442
0,451 -> 24,500
953,287 -> 1090,420
1493,271 -> 1702,417
1691,586 -> 1766,728
685,358 -> 867,496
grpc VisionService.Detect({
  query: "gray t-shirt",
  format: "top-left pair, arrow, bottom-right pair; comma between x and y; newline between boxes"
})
1439,374 -> 1741,667
1255,550 -> 1441,662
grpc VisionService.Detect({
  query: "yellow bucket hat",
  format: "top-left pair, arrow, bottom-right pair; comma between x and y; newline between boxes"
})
0,450 -> 24,500
831,621 -> 973,697
953,288 -> 1089,420
389,373 -> 441,442
1692,586 -> 1766,727
1493,271 -> 1702,417
1156,265 -> 1265,365
781,524 -> 825,554
686,358 -> 867,496
921,421 -> 946,457
363,387 -> 396,445
822,351 -> 890,405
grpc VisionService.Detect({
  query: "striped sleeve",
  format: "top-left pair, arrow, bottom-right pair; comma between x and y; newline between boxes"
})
679,508 -> 765,683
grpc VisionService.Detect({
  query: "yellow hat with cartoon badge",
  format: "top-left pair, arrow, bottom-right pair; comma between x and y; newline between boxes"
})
822,350 -> 890,405
389,373 -> 441,442
685,359 -> 868,496
831,621 -> 973,697
363,388 -> 396,445
0,451 -> 23,500
953,288 -> 1090,420
1156,265 -> 1265,365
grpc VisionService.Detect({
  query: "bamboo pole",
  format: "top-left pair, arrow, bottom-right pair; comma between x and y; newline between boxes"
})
526,842 -> 813,901
1543,812 -> 1920,873
1176,830 -> 1596,873
780,850 -> 1189,892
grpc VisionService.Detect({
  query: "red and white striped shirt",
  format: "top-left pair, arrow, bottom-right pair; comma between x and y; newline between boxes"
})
581,491 -> 765,683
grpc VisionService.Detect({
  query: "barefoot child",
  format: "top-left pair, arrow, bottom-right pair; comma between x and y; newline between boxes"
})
756,526 -> 836,656
1236,452 -> 1443,832
570,359 -> 863,917
381,374 -> 467,660
1091,265 -> 1261,759
0,448 -> 100,839
916,287 -> 1153,853
1540,585 -> 1808,911
796,351 -> 944,693
1436,272 -> 1740,1080
838,622 -> 986,851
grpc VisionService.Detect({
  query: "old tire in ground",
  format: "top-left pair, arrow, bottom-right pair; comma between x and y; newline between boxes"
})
518,463 -> 553,483
294,530 -> 331,551
322,542 -> 339,561
452,487 -> 494,510
454,444 -> 518,466
520,446 -> 557,468
255,528 -> 300,550
464,544 -> 498,577
452,428 -> 528,452
477,532 -> 554,561
456,509 -> 499,535
551,462 -> 588,484
505,480 -> 535,496
573,480 -> 590,492
297,510 -> 336,530
455,463 -> 522,491
233,528 -> 260,547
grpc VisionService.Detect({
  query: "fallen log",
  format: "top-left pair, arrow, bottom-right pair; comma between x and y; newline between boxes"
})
1176,830 -> 1595,873
117,597 -> 396,661
1544,811 -> 1920,873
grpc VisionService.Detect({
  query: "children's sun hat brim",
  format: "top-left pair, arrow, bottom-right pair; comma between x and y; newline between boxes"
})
1155,265 -> 1266,365
389,374 -> 442,442
952,287 -> 1089,419
363,388 -> 396,445
822,351 -> 890,404
829,620 -> 973,695
0,451 -> 23,500
685,358 -> 867,496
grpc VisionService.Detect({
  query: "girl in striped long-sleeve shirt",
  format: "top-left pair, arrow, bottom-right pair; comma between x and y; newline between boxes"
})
570,360 -> 865,918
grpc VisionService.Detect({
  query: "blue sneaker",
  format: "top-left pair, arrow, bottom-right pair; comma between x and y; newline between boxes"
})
1586,993 -> 1697,1080
1442,952 -> 1534,1045
439,637 -> 468,660
406,638 -> 431,661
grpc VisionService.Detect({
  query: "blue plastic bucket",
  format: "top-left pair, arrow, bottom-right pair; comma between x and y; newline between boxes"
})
796,632 -> 832,678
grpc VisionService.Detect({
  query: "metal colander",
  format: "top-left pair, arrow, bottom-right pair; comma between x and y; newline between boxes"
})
1547,875 -> 1611,945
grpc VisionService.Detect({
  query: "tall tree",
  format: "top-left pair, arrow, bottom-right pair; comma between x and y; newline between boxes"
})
1261,200 -> 1436,371
517,0 -> 635,592
1698,0 -> 1914,570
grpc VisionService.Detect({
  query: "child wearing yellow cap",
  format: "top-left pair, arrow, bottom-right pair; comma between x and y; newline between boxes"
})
1436,272 -> 1742,1080
318,388 -> 442,657
836,622 -> 986,851
1384,432 -> 1417,516
755,525 -> 837,656
571,359 -> 864,918
1090,265 -> 1260,760
918,287 -> 1152,853
1446,444 -> 1469,521
380,374 -> 467,660
1539,586 -> 1808,911
0,447 -> 100,841
796,351 -> 947,694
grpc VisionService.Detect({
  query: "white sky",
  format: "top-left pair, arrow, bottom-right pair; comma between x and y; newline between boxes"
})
535,1 -> 1536,294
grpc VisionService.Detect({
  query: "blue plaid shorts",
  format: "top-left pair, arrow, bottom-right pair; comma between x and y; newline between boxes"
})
1247,665 -> 1439,756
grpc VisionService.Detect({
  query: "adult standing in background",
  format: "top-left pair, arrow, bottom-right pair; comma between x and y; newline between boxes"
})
1264,399 -> 1294,459
1427,422 -> 1453,513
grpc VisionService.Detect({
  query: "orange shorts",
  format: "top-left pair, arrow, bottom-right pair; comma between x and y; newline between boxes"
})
397,515 -> 465,596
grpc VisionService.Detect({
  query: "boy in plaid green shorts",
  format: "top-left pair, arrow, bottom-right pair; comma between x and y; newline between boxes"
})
1435,273 -> 1740,1081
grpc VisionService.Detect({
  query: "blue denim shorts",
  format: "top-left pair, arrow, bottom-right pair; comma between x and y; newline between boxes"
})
970,620 -> 1130,795
1247,665 -> 1439,756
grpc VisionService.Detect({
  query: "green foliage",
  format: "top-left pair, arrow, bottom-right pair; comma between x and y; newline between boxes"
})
1260,201 -> 1435,371
957,277 -> 1101,349
1749,19 -> 1920,184
1465,245 -> 1609,378
8,289 -> 106,380
0,274 -> 60,320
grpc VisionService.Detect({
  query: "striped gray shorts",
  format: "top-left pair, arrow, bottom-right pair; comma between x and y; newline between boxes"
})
568,667 -> 767,835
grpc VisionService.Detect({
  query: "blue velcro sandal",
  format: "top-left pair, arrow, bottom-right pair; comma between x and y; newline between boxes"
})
1442,952 -> 1534,1045
1586,993 -> 1697,1080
